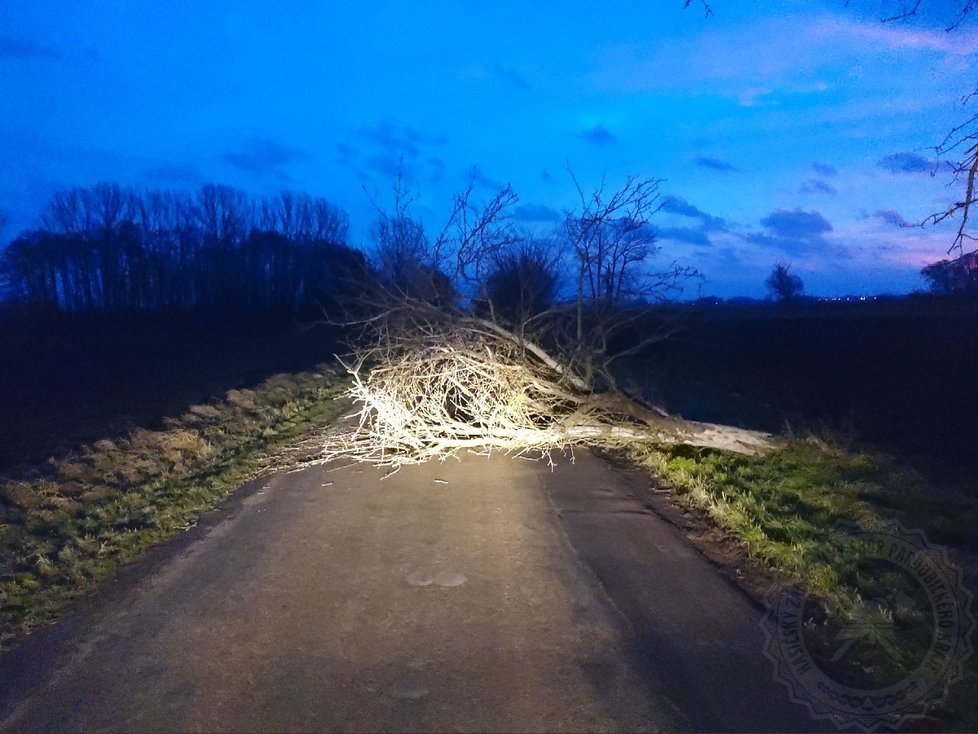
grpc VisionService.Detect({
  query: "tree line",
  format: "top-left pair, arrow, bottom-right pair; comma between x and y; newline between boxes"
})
0,174 -> 686,329
0,183 -> 366,313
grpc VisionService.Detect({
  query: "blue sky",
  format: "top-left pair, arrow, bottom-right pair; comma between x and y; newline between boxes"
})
1,1 -> 975,297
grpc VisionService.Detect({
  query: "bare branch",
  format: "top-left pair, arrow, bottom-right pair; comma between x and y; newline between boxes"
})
945,0 -> 978,30
921,91 -> 978,254
879,0 -> 922,23
683,0 -> 713,18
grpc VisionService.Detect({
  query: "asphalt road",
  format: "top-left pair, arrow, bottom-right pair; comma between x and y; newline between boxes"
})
0,451 -> 828,732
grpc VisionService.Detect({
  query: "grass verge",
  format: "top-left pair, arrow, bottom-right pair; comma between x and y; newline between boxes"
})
0,363 -> 348,650
625,437 -> 978,729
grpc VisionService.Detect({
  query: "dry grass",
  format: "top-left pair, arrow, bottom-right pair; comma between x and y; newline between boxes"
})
0,364 -> 348,649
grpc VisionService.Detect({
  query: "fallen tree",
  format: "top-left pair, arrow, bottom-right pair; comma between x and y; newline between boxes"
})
321,173 -> 773,470
323,302 -> 772,470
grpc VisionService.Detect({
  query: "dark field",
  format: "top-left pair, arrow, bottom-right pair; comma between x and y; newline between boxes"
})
629,298 -> 978,485
0,308 -> 339,473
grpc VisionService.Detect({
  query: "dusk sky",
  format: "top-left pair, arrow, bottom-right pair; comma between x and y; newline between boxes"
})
1,1 -> 976,298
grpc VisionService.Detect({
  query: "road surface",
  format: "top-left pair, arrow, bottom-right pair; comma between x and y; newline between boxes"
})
0,450 -> 828,732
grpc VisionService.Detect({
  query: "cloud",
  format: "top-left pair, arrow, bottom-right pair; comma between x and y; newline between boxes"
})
221,138 -> 311,178
659,195 -> 726,229
695,156 -> 738,173
463,165 -> 505,191
585,14 -> 977,99
659,195 -> 701,218
356,121 -> 447,160
0,35 -> 99,65
335,142 -> 356,166
358,152 -> 446,186
874,209 -> 910,227
800,179 -> 837,195
353,121 -> 449,183
812,162 -> 837,177
878,152 -> 937,174
760,208 -> 833,240
0,34 -> 63,62
514,203 -> 562,222
458,63 -> 529,90
363,154 -> 404,179
811,14 -> 978,55
654,226 -> 712,246
579,125 -> 617,146
427,156 -> 446,185
744,207 -> 841,256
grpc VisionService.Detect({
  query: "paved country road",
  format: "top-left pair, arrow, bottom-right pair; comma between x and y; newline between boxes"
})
0,451 -> 830,732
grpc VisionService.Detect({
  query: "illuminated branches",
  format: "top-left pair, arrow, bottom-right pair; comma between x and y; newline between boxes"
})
325,303 -> 770,469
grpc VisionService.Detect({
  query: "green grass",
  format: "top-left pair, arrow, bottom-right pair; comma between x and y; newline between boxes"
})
628,438 -> 977,574
0,364 -> 349,649
626,436 -> 978,728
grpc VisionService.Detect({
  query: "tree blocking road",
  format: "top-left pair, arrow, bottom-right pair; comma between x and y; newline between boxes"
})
0,452 -> 828,733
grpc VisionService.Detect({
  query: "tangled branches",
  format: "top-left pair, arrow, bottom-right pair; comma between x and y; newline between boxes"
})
331,322 -> 579,465
324,306 -> 772,470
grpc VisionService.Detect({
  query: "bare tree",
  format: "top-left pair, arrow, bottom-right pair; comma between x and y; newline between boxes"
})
766,262 -> 804,302
195,184 -> 248,246
482,237 -> 562,326
312,197 -> 349,243
0,210 -> 13,301
924,91 -> 978,254
3,182 -> 353,312
562,173 -> 699,390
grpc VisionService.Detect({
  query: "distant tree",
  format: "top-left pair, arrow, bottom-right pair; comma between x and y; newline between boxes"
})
300,240 -> 372,318
766,262 -> 804,302
562,173 -> 697,388
0,181 -> 352,313
920,252 -> 978,295
369,173 -> 456,306
482,240 -> 561,326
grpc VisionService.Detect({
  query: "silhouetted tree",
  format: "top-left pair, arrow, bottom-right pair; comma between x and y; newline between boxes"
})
921,251 -> 978,295
369,173 -> 457,307
766,262 -> 804,302
562,174 -> 697,389
0,211 -> 9,300
0,182 -> 353,313
483,241 -> 560,326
